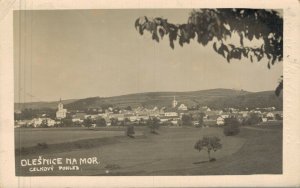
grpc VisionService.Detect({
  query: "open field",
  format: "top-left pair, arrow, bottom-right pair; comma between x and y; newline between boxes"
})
15,127 -> 132,148
15,125 -> 282,176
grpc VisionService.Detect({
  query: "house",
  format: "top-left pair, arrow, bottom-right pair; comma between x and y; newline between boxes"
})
240,111 -> 249,118
46,118 -> 56,126
129,115 -> 138,122
137,115 -> 150,121
192,121 -> 199,126
221,114 -> 230,119
170,120 -> 179,126
30,118 -> 55,127
266,112 -> 275,120
109,113 -> 125,121
164,111 -> 178,117
72,112 -> 86,122
205,110 -> 222,117
177,104 -> 188,111
30,118 -> 43,127
216,117 -> 225,125
72,118 -> 83,123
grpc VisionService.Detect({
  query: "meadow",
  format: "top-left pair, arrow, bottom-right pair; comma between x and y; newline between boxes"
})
15,124 -> 282,176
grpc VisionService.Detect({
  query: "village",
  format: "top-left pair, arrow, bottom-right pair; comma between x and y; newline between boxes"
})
14,96 -> 283,128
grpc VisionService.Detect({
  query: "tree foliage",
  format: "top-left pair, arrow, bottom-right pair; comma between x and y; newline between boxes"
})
110,117 -> 119,126
223,117 -> 240,136
147,117 -> 160,134
135,9 -> 282,67
96,117 -> 107,127
181,114 -> 193,126
126,125 -> 135,138
243,113 -> 262,125
194,136 -> 222,161
61,118 -> 73,127
40,119 -> 48,128
83,117 -> 94,128
135,9 -> 283,96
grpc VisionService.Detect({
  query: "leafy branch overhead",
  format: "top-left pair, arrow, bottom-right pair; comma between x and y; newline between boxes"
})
135,9 -> 283,68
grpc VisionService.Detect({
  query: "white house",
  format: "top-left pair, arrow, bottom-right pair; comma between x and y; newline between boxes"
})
72,118 -> 84,123
170,120 -> 179,126
266,112 -> 275,119
177,104 -> 188,111
30,118 -> 55,127
30,118 -> 43,127
46,118 -> 56,126
164,111 -> 178,117
216,117 -> 225,125
221,114 -> 230,119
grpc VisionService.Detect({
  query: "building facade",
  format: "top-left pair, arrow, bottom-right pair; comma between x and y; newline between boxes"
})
56,99 -> 67,119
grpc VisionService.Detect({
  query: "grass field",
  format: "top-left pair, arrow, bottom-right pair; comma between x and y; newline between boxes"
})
15,128 -> 126,147
15,124 -> 282,176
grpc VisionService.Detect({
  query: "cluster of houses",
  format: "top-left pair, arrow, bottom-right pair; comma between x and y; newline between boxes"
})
14,97 -> 283,128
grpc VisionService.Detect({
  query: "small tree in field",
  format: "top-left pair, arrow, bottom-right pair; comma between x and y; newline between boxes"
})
95,117 -> 107,127
223,117 -> 240,136
194,136 -> 222,162
126,124 -> 135,138
181,114 -> 192,126
147,117 -> 160,134
83,117 -> 93,129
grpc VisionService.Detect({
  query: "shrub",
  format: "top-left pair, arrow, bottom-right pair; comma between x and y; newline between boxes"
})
223,117 -> 240,136
147,117 -> 160,134
96,117 -> 107,127
37,142 -> 48,149
243,113 -> 262,125
126,124 -> 135,138
275,113 -> 283,120
181,114 -> 192,126
83,117 -> 94,128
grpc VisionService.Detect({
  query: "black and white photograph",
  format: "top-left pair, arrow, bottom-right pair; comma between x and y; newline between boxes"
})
1,0 -> 300,187
12,8 -> 285,176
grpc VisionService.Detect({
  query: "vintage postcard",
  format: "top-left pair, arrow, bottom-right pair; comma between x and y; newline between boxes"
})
0,0 -> 300,187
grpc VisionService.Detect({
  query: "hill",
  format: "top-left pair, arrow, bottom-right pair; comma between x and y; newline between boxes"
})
14,99 -> 78,111
14,89 -> 283,111
206,91 -> 283,110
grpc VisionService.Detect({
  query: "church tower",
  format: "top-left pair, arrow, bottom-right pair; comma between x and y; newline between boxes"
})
172,96 -> 178,108
56,98 -> 67,119
58,98 -> 64,110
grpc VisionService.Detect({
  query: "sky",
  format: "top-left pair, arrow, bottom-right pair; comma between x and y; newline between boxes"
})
14,9 -> 283,103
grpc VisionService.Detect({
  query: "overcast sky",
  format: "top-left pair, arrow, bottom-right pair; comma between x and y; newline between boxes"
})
14,9 -> 283,103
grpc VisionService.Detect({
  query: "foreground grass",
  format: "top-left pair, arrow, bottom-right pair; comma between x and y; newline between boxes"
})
147,126 -> 282,175
15,125 -> 282,176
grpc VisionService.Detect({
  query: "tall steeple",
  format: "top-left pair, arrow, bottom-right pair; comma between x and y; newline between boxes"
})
172,96 -> 178,108
58,98 -> 63,110
56,97 -> 67,119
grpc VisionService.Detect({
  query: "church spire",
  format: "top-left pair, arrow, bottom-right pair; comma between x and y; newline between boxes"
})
172,96 -> 178,108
